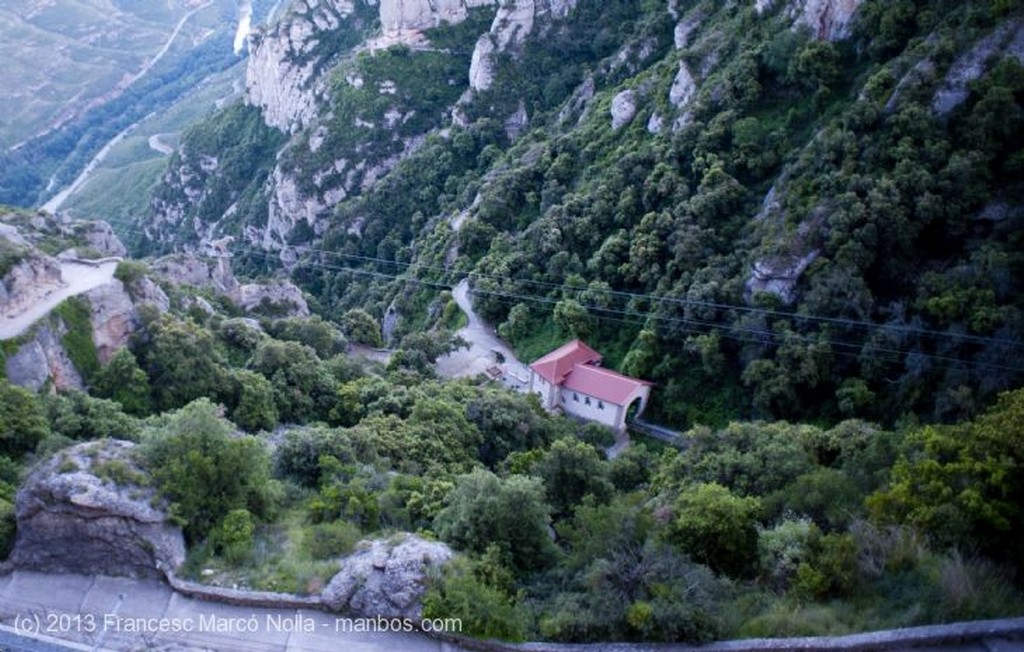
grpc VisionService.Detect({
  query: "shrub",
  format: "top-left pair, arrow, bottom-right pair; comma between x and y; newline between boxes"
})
301,520 -> 362,560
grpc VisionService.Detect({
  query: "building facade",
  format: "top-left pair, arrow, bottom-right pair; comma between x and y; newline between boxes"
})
528,340 -> 652,432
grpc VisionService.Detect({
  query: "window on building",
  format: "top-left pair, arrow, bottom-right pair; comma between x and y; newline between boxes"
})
585,396 -> 591,406
598,401 -> 604,410
573,393 -> 579,402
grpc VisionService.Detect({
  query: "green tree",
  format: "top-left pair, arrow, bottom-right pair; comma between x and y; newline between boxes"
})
142,399 -> 277,543
139,317 -> 228,411
0,381 -> 50,456
535,439 -> 613,519
553,299 -> 594,339
666,482 -> 761,577
435,469 -> 557,573
341,309 -> 383,347
92,348 -> 152,416
228,369 -> 278,432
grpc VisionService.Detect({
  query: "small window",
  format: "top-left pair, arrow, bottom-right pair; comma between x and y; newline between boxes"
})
561,394 -> 566,403
585,397 -> 591,406
598,401 -> 604,410
573,393 -> 579,402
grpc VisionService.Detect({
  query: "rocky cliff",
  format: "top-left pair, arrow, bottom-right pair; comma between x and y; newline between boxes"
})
6,439 -> 186,579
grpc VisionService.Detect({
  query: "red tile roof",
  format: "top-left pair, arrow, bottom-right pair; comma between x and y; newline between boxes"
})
529,339 -> 601,384
562,363 -> 652,405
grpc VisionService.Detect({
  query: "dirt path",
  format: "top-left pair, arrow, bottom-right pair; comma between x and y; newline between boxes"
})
0,261 -> 118,341
435,279 -> 530,391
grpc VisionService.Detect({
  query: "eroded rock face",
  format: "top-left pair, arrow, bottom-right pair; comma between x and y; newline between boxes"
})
380,0 -> 493,38
246,0 -> 357,132
933,19 -> 1024,116
745,250 -> 820,305
322,534 -> 453,619
84,281 -> 138,363
669,62 -> 696,108
8,440 -> 185,579
611,89 -> 638,129
75,220 -> 128,258
152,255 -> 240,296
790,0 -> 863,42
468,0 -> 577,92
4,324 -> 83,392
236,281 -> 310,317
0,252 -> 64,318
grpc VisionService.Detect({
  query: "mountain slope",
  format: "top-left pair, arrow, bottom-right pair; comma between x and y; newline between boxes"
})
138,0 -> 1024,428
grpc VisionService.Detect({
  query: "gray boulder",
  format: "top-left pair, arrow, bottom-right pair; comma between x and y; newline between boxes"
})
322,534 -> 453,619
7,440 -> 185,580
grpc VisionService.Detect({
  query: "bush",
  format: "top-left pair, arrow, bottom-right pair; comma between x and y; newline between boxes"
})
422,556 -> 529,641
666,482 -> 762,577
113,260 -> 149,285
301,520 -> 362,560
141,399 -> 278,543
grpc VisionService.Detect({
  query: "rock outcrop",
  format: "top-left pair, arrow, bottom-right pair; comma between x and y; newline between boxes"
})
3,323 -> 84,392
152,253 -> 309,317
610,89 -> 638,129
669,62 -> 696,108
932,19 -> 1024,116
790,0 -> 863,42
468,0 -> 578,92
322,534 -> 453,619
7,440 -> 185,580
246,0 -> 357,132
83,281 -> 139,363
745,250 -> 820,305
0,251 -> 64,318
380,0 -> 493,39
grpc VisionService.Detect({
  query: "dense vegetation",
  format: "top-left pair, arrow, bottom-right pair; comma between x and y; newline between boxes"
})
142,0 -> 1024,431
1,292 -> 1022,640
5,0 -> 1022,644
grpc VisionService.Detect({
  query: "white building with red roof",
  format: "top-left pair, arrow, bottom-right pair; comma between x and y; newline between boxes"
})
528,339 -> 653,432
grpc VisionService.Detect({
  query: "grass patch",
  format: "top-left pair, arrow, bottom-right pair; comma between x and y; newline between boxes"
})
54,296 -> 99,382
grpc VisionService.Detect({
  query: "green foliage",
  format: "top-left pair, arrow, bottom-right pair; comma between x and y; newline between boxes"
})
141,399 -> 277,543
210,509 -> 256,566
263,315 -> 346,359
248,339 -> 338,423
274,425 -> 356,487
666,482 -> 762,578
136,315 -> 229,411
113,260 -> 149,285
534,439 -> 613,519
91,348 -> 152,416
226,369 -> 278,433
55,296 -> 100,382
0,498 -> 15,560
422,556 -> 530,641
435,469 -> 557,574
45,390 -> 140,441
0,380 -> 50,457
301,520 -> 362,560
868,388 -> 1024,570
340,309 -> 382,347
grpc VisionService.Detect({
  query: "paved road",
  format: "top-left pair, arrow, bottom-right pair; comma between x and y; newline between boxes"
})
435,279 -> 530,390
0,261 -> 118,341
0,571 -> 463,652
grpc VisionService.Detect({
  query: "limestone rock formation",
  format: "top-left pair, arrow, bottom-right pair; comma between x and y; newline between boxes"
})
322,534 -> 453,619
380,0 -> 493,39
3,324 -> 83,392
0,251 -> 64,318
790,0 -> 863,42
745,250 -> 820,305
7,440 -> 185,580
246,0 -> 357,132
468,0 -> 578,92
669,62 -> 696,108
610,89 -> 638,129
83,281 -> 139,363
932,19 -> 1024,116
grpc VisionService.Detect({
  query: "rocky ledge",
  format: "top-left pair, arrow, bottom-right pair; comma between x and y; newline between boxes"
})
5,440 -> 185,580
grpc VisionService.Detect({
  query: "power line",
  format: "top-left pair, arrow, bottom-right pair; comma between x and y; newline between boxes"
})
235,246 -> 1024,375
119,224 -> 1024,350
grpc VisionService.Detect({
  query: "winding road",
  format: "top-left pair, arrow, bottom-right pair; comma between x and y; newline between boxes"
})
41,1 -> 213,213
435,279 -> 530,389
0,260 -> 118,341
